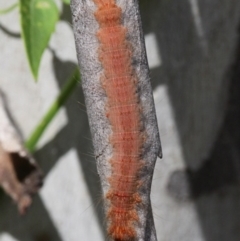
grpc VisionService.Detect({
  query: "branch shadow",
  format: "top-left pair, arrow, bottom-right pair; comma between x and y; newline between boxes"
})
0,24 -> 21,38
140,0 -> 240,240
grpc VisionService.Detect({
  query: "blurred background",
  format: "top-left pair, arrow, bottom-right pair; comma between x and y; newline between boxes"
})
0,0 -> 240,240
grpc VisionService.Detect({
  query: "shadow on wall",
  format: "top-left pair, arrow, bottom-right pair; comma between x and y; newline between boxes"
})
140,0 -> 240,240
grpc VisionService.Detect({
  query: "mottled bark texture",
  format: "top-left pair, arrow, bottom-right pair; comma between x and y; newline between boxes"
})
0,92 -> 43,214
70,0 -> 161,240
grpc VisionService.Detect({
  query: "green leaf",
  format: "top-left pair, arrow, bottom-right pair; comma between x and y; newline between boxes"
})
62,0 -> 70,4
20,0 -> 59,80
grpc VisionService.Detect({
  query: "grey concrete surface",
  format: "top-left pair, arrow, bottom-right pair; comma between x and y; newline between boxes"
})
0,0 -> 240,241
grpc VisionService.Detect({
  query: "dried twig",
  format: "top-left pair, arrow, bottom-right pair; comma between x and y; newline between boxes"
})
0,92 -> 43,214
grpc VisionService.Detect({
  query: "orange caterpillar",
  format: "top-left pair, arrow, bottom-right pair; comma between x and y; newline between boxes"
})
93,0 -> 144,240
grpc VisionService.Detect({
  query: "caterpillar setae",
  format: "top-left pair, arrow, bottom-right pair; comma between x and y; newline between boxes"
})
71,0 -> 162,240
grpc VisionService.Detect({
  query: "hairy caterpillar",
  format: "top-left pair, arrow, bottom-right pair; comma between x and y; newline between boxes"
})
71,0 -> 161,240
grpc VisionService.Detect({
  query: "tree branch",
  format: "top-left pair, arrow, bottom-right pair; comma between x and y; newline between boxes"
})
70,0 -> 161,240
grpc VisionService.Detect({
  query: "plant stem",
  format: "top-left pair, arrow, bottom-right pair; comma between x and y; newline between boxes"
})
25,68 -> 80,153
0,3 -> 18,15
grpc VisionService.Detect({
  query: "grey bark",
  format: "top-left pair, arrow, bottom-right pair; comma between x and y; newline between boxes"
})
70,0 -> 161,240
